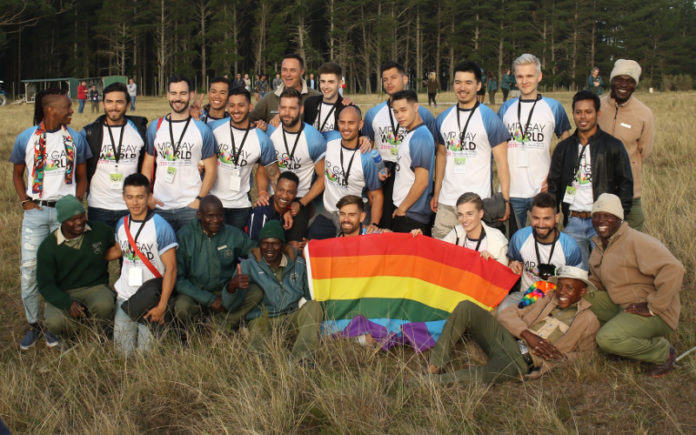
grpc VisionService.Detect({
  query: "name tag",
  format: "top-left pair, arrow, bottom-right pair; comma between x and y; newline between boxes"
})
128,267 -> 143,287
453,152 -> 467,174
109,173 -> 124,190
563,185 -> 577,204
217,245 -> 228,251
517,146 -> 529,168
620,122 -> 631,129
230,167 -> 241,192
163,166 -> 176,184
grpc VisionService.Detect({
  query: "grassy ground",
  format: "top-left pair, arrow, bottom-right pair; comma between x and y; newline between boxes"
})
0,91 -> 694,433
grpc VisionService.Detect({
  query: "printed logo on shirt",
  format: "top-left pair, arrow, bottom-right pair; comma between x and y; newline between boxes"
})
324,158 -> 346,186
277,152 -> 302,170
45,150 -> 69,171
577,162 -> 592,185
156,141 -> 196,161
444,131 -> 477,153
92,241 -> 103,255
376,125 -> 404,146
218,146 -> 252,167
119,240 -> 156,261
506,122 -> 547,146
99,144 -> 140,162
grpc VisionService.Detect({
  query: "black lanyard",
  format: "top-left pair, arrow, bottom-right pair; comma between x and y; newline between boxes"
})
282,123 -> 304,161
534,229 -> 558,265
339,141 -> 359,187
456,101 -> 479,149
387,100 -> 401,143
317,101 -> 336,132
573,142 -> 590,181
127,212 -> 151,252
167,115 -> 192,160
229,121 -> 251,167
465,225 -> 486,252
517,94 -> 541,143
105,121 -> 126,165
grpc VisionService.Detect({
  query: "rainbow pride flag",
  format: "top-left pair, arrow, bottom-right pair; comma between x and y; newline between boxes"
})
305,233 -> 519,351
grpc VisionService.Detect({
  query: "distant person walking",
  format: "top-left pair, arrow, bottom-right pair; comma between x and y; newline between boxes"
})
587,67 -> 605,95
487,71 -> 498,105
127,78 -> 137,110
89,85 -> 99,113
501,68 -> 513,102
77,81 -> 87,113
424,72 -> 438,107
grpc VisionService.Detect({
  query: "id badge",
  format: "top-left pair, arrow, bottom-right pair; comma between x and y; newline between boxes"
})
230,167 -> 242,192
109,172 -> 124,190
164,166 -> 176,184
128,267 -> 143,287
453,152 -> 467,174
390,144 -> 399,157
517,146 -> 529,168
563,185 -> 577,204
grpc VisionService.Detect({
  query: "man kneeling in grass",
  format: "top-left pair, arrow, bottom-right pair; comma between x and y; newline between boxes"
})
427,266 -> 599,383
37,195 -> 117,347
225,220 -> 322,360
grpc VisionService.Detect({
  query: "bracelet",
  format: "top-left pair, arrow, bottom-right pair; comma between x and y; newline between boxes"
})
21,199 -> 31,205
196,195 -> 204,201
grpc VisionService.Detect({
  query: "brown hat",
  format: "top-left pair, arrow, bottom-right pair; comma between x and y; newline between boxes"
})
610,59 -> 641,85
592,193 -> 624,220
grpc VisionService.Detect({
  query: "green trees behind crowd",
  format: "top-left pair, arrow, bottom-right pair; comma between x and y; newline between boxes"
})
1,0 -> 695,95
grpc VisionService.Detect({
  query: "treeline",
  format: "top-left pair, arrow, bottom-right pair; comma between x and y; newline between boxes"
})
1,0 -> 695,95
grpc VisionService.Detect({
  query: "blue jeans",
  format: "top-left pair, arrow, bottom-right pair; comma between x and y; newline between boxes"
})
78,99 -> 86,113
223,207 -> 251,231
130,96 -> 136,111
563,216 -> 596,270
88,206 -> 128,230
21,206 -> 60,324
114,297 -> 153,357
155,207 -> 198,232
509,197 -> 534,229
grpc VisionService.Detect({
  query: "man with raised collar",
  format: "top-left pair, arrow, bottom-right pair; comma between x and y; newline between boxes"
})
141,74 -> 217,232
261,87 -> 327,243
246,171 -> 300,242
498,54 -> 571,229
500,192 -> 583,311
548,90 -> 633,269
10,88 -> 90,350
249,53 -> 320,126
191,76 -> 231,125
388,90 -> 435,234
82,82 -> 148,229
308,106 -> 383,238
432,61 -> 511,239
598,59 -> 654,231
362,61 -> 437,229
303,62 -> 349,138
208,87 -> 277,229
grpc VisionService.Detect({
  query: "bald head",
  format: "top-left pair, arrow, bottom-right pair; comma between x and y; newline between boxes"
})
338,105 -> 364,143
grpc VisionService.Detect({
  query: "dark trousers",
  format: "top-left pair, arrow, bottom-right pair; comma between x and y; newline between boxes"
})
390,214 -> 429,234
502,89 -> 509,101
428,92 -> 437,106
223,207 -> 251,231
378,161 -> 397,229
286,199 -> 311,242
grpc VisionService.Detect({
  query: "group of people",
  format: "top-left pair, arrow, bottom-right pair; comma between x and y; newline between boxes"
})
10,51 -> 683,381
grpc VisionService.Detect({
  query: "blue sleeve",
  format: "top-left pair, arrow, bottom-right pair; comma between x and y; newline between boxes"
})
435,110 -> 447,144
507,228 -> 526,262
497,99 -> 513,120
362,106 -> 377,140
360,152 -> 382,191
409,129 -> 434,170
9,128 -> 34,164
196,121 -> 217,158
114,217 -> 124,243
547,98 -> 571,137
323,130 -> 341,143
154,215 -> 179,254
72,128 -> 91,163
305,126 -> 327,161
208,118 -> 227,132
418,106 -> 438,143
146,119 -> 159,156
266,124 -> 277,136
257,130 -> 277,166
560,234 -> 584,269
481,107 -> 510,147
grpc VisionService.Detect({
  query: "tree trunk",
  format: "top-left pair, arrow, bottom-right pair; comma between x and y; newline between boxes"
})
329,0 -> 335,60
572,0 -> 578,90
415,8 -> 422,92
200,0 -> 207,91
435,1 -> 441,89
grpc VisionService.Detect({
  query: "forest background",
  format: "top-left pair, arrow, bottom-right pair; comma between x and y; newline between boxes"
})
1,0 -> 695,96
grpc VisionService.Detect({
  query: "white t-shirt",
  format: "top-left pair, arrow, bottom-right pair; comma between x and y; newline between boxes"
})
145,116 -> 216,210
314,102 -> 337,133
114,213 -> 178,300
10,125 -> 90,201
435,103 -> 510,205
322,132 -> 382,213
267,123 -> 326,198
209,120 -> 277,208
86,121 -> 145,210
508,227 -> 583,291
362,101 -> 438,163
498,96 -> 571,198
393,124 -> 435,224
569,143 -> 593,212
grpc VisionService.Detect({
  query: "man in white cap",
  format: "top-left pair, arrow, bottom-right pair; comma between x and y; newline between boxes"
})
586,193 -> 684,377
426,265 -> 599,383
598,60 -> 654,230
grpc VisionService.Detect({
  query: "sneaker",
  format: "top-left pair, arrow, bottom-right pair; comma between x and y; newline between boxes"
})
646,346 -> 677,378
20,327 -> 40,350
45,331 -> 61,348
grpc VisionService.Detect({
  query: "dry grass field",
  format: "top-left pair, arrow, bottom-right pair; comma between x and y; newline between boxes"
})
0,91 -> 694,433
